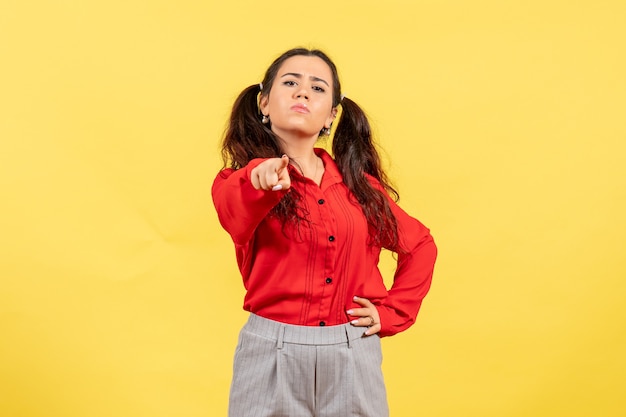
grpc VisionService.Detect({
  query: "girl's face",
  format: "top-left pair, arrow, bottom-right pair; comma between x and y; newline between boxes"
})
260,55 -> 337,140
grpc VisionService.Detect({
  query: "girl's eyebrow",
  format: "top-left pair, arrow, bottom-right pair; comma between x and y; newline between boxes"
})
280,72 -> 330,87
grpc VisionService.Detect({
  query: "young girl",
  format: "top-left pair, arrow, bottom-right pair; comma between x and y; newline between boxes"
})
212,47 -> 437,417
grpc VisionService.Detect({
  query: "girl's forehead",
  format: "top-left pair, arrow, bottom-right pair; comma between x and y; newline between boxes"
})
277,56 -> 333,78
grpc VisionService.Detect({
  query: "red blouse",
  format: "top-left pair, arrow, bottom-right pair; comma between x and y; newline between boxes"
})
212,148 -> 437,337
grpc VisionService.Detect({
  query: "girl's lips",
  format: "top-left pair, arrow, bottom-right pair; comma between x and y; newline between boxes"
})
291,104 -> 309,113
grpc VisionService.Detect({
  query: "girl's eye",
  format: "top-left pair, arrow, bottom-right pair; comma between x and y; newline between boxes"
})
312,85 -> 325,93
283,80 -> 297,86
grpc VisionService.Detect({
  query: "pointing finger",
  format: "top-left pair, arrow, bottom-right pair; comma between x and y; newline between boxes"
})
277,154 -> 290,170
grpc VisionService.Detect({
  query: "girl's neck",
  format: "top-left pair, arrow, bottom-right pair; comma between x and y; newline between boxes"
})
283,145 -> 323,185
276,132 -> 324,183
279,136 -> 318,165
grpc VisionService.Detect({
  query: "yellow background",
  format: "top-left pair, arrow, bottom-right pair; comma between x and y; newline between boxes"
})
1,1 -> 625,416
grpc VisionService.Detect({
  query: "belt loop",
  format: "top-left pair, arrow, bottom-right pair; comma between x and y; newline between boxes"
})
345,326 -> 352,349
277,324 -> 285,349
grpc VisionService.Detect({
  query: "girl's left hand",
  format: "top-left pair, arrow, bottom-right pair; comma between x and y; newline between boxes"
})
347,296 -> 381,336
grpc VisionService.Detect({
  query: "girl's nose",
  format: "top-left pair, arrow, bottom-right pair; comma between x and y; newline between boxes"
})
295,86 -> 309,100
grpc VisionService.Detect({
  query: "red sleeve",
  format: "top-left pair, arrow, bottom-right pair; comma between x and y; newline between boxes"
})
211,159 -> 288,246
368,177 -> 438,337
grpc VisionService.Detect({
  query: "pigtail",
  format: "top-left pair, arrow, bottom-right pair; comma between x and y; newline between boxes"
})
219,83 -> 307,233
333,97 -> 402,251
221,84 -> 281,169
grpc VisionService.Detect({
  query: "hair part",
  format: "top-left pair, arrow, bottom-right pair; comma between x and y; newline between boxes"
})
220,47 -> 403,251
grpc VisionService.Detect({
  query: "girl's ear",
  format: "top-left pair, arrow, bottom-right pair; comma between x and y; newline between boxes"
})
259,94 -> 269,116
325,107 -> 338,128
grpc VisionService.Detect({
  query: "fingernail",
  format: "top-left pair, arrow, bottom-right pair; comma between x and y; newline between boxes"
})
353,296 -> 359,300
272,184 -> 283,191
346,310 -> 353,315
351,319 -> 359,325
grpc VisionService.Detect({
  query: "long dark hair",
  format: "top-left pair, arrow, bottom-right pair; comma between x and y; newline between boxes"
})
220,48 -> 402,250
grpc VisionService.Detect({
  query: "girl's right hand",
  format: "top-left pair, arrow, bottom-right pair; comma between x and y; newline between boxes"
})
250,155 -> 291,191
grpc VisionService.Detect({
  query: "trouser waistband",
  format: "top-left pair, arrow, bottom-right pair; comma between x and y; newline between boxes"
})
243,313 -> 367,348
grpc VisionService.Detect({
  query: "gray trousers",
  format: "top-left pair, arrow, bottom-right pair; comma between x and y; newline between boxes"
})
228,314 -> 389,417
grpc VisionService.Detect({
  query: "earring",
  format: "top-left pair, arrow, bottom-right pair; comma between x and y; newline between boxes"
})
321,127 -> 331,136
261,114 -> 269,124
